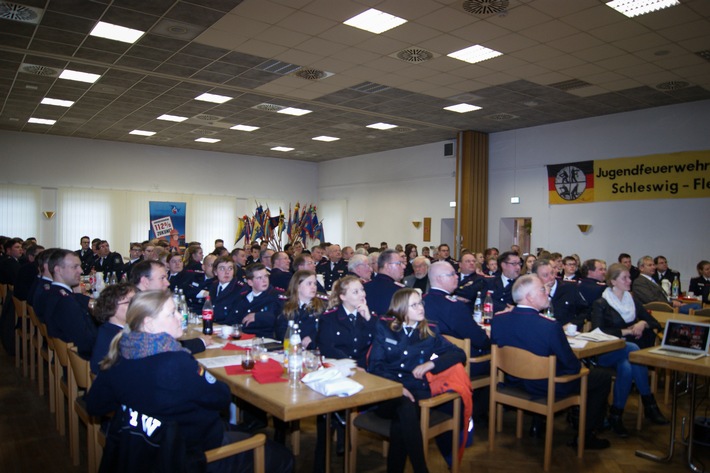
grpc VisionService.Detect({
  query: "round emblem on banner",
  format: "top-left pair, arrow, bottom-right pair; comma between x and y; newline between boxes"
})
554,165 -> 586,201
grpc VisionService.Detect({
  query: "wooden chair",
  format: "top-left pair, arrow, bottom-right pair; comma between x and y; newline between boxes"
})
488,345 -> 589,472
26,304 -> 38,382
442,334 -> 491,391
643,301 -> 677,313
689,307 -> 710,316
32,315 -> 55,406
348,388 -> 461,473
67,346 -> 102,471
48,336 -> 71,439
205,434 -> 266,473
12,295 -> 29,376
0,283 -> 7,305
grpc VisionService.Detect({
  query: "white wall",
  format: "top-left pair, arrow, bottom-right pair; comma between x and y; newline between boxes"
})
318,141 -> 456,249
488,100 -> 710,287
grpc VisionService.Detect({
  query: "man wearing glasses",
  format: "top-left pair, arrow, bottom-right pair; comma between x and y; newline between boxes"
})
486,251 -> 521,314
365,249 -> 405,316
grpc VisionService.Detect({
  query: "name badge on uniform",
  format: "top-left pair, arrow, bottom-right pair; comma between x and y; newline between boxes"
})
385,338 -> 398,345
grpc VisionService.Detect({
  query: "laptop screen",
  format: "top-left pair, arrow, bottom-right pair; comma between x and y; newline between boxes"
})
663,320 -> 710,353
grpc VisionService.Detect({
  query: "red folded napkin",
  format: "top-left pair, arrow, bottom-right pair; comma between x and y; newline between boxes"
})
240,333 -> 256,340
252,358 -> 287,384
223,343 -> 250,351
224,365 -> 252,375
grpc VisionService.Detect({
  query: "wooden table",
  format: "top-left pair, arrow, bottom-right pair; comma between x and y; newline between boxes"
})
194,347 -> 402,473
570,337 -> 625,358
630,348 -> 710,472
648,311 -> 710,328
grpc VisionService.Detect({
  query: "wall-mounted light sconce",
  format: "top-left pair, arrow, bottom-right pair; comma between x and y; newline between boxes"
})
412,221 -> 421,229
43,211 -> 56,219
577,224 -> 591,233
356,221 -> 365,228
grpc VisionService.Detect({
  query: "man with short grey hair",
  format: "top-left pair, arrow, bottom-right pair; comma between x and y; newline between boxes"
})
364,249 -> 404,315
347,254 -> 372,282
403,256 -> 430,293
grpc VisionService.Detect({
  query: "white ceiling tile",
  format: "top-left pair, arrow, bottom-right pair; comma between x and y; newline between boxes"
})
309,56 -> 357,73
365,56 -> 409,73
230,0 -> 296,24
537,54 -> 585,70
358,35 -> 410,55
378,0 -> 442,20
614,33 -> 670,53
572,44 -> 627,62
658,19 -> 710,42
448,79 -> 490,94
209,14 -> 272,36
560,63 -> 606,78
302,0 -> 368,22
508,44 -> 564,62
236,39 -> 289,58
553,33 -> 604,54
486,33 -> 539,54
634,3 -> 702,29
275,49 -> 323,67
297,37 -> 351,58
528,71 -> 575,85
566,85 -> 609,97
418,34 -> 472,56
583,70 -> 627,84
486,5 -> 554,32
562,6 -> 624,30
425,85 -> 462,99
588,21 -> 649,42
416,6 -> 477,33
598,78 -> 644,91
476,71 -> 518,86
616,62 -> 665,79
319,24 -> 373,47
253,25 -> 311,48
524,0 -> 600,17
519,20 -> 579,42
275,11 -> 339,35
194,30 -> 249,50
329,46 -> 381,65
503,63 -> 552,79
595,54 -> 645,71
635,71 -> 684,86
381,21 -> 441,44
449,20 -> 511,43
398,80 -> 434,93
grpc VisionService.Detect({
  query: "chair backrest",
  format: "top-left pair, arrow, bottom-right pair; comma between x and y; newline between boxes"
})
690,308 -> 710,316
52,337 -> 70,369
492,345 -> 555,381
643,301 -> 675,313
443,334 -> 470,369
12,295 -> 26,320
68,345 -> 91,391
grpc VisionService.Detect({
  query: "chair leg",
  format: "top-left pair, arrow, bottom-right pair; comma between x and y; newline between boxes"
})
37,349 -> 44,396
515,410 -> 523,439
543,414 -> 554,472
488,396 -> 496,451
15,329 -> 21,369
420,406 -> 430,464
87,423 -> 97,473
54,359 -> 65,435
348,412 -> 358,473
22,317 -> 29,377
29,332 -> 36,382
47,352 -> 55,412
451,399 -> 461,473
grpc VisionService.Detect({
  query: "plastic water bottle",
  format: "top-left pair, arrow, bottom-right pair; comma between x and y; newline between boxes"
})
473,291 -> 482,323
546,299 -> 555,319
179,290 -> 189,330
202,295 -> 213,335
671,278 -> 679,299
283,320 -> 294,369
288,344 -> 302,388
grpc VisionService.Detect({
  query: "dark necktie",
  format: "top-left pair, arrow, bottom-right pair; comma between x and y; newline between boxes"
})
348,313 -> 357,325
216,286 -> 222,298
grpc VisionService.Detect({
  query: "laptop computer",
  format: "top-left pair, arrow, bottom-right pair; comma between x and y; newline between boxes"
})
649,320 -> 710,360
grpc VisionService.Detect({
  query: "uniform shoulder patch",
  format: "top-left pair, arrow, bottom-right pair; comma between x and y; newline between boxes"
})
59,288 -> 69,296
316,294 -> 329,301
278,294 -> 288,300
394,281 -> 405,287
323,307 -> 338,316
445,295 -> 458,302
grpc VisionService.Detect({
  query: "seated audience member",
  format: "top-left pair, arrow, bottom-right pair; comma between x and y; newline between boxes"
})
618,253 -> 640,281
365,249 -> 406,316
183,245 -> 204,272
44,249 -> 97,359
0,237 -> 23,285
29,248 -> 56,316
319,275 -> 377,368
207,256 -> 243,324
510,244 -> 521,255
421,246 -> 433,262
231,263 -> 282,338
317,244 -> 347,291
260,248 -> 274,271
75,236 -> 95,275
123,242 -> 143,280
230,247 -> 248,284
652,255 -> 681,292
269,251 -> 293,291
521,254 -> 536,275
185,253 -> 217,312
485,251 -> 521,314
90,283 -> 136,374
591,263 -> 668,436
491,274 -> 612,449
424,262 -> 490,374
214,239 -> 224,250
341,246 -> 354,262
141,242 -> 158,262
632,256 -> 700,314
403,256 -> 430,293
92,240 -> 124,278
86,291 -> 294,473
403,243 -> 418,277
689,260 -> 710,304
534,258 -> 588,330
454,252 -> 487,302
437,243 -> 458,272
368,288 -> 466,473
166,253 -> 195,294
14,243 -> 43,301
130,260 -> 170,293
275,270 -> 326,348
561,256 -> 581,280
367,251 -> 380,275
245,243 -> 261,266
483,256 -> 498,276
293,253 -> 327,294
347,253 -> 373,283
578,259 -> 608,313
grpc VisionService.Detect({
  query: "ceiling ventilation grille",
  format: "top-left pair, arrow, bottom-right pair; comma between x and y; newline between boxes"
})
190,129 -> 217,135
549,79 -> 592,91
19,63 -> 60,77
0,2 -> 43,24
252,103 -> 286,112
350,82 -> 391,94
192,114 -> 224,122
462,0 -> 509,15
256,60 -> 302,75
293,68 -> 333,80
392,47 -> 437,63
656,81 -> 689,91
486,112 -> 518,121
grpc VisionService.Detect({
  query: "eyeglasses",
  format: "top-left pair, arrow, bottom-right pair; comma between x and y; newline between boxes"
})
388,261 -> 403,266
503,261 -> 522,266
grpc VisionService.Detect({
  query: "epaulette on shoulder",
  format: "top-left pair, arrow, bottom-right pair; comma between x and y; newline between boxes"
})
273,286 -> 285,293
560,279 -> 579,285
278,294 -> 288,300
380,315 -> 395,322
316,293 -> 329,301
59,288 -> 69,296
323,307 -> 338,315
460,281 -> 473,288
536,313 -> 555,322
445,295 -> 458,302
394,281 -> 405,287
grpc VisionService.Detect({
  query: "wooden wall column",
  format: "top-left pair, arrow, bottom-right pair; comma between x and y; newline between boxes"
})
455,130 -> 488,258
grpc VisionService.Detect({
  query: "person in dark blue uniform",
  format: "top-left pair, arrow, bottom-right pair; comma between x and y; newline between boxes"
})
453,252 -> 488,303
491,274 -> 612,449
90,282 -> 136,374
183,245 -> 204,272
75,236 -> 95,275
28,248 -> 55,314
365,249 -> 405,317
533,259 -> 589,330
368,288 -> 466,473
207,256 -> 243,325
484,251 -> 521,314
85,290 -> 294,473
275,270 -> 326,348
122,242 -> 143,280
229,263 -> 281,338
92,240 -> 124,279
269,251 -> 293,292
319,275 -> 378,368
689,260 -> 710,304
184,254 -> 217,312
44,249 -> 97,359
316,244 -> 347,291
578,259 -> 608,313
293,254 -> 327,294
13,244 -> 43,301
166,253 -> 197,294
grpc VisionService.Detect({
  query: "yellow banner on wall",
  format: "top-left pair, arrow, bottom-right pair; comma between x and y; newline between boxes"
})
547,150 -> 710,204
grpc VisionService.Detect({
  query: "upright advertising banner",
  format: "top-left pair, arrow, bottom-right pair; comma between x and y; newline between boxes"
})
149,201 -> 186,251
547,150 -> 710,204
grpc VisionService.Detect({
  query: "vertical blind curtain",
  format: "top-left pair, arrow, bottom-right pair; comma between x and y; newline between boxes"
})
0,185 -> 40,238
190,195 -> 239,250
58,188 -> 118,250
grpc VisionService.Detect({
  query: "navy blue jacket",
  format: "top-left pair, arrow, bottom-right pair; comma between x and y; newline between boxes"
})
549,280 -> 588,329
578,277 -> 606,311
31,277 -> 53,321
491,306 -> 581,398
45,283 -> 97,359
208,279 -> 243,324
168,270 -> 197,295
13,261 -> 38,301
269,268 -> 293,292
484,274 -> 515,313
454,273 -> 489,303
275,298 -> 327,349
184,275 -> 214,312
317,305 -> 378,368
86,350 -> 229,453
364,273 -> 403,316
230,286 -> 284,338
317,260 -> 347,291
368,320 -> 466,400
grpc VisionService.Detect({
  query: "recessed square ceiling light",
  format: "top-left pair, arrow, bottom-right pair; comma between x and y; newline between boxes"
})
28,117 -> 56,125
447,45 -> 503,64
129,130 -> 156,136
271,146 -> 294,152
606,0 -> 679,17
344,8 -> 407,34
195,137 -> 220,143
230,124 -> 260,132
195,92 -> 233,104
277,107 -> 312,116
444,103 -> 482,113
90,21 -> 145,44
366,122 -> 398,130
157,114 -> 188,122
41,97 -> 74,107
59,69 -> 101,83
312,136 -> 340,142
